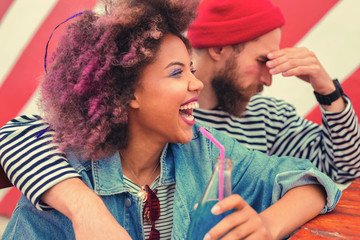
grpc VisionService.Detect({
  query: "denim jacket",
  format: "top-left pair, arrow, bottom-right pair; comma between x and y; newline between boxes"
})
3,123 -> 341,240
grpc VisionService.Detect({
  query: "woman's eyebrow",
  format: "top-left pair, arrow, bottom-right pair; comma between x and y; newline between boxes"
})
164,61 -> 185,69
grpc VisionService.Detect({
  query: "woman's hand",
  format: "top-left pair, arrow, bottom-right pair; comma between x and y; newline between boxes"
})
204,194 -> 273,240
205,185 -> 326,240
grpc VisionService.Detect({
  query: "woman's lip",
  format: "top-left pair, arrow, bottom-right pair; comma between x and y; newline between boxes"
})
179,113 -> 196,125
181,96 -> 199,106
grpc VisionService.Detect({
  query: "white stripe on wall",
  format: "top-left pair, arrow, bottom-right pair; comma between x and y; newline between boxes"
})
0,0 -> 58,87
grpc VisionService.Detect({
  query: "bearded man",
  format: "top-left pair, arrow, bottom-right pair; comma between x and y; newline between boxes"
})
188,0 -> 360,183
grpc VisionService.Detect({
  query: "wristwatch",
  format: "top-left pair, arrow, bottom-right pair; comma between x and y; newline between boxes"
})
314,79 -> 344,105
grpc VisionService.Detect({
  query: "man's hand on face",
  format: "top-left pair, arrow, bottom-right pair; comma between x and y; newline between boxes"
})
266,47 -> 334,94
266,47 -> 346,112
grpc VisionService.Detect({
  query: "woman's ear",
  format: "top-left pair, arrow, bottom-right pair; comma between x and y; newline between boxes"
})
207,47 -> 223,61
129,94 -> 140,109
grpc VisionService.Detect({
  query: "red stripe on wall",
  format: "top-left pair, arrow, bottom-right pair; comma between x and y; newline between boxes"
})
0,0 -> 14,22
0,0 -> 97,127
305,66 -> 360,124
273,0 -> 339,48
0,187 -> 21,217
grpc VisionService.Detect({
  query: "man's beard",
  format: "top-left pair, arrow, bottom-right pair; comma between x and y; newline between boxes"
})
211,58 -> 263,117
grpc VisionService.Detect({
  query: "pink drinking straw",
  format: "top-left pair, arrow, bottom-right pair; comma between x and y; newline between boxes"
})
199,127 -> 225,201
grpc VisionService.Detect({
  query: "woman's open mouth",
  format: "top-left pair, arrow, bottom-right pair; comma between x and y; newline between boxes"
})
179,100 -> 199,125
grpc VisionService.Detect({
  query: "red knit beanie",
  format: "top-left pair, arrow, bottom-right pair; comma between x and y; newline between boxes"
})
187,0 -> 285,48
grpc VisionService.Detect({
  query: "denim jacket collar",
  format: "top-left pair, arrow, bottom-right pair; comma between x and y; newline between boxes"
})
89,143 -> 177,196
91,151 -> 127,195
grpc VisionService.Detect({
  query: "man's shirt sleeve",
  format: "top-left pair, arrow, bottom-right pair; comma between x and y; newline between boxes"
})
0,115 -> 81,210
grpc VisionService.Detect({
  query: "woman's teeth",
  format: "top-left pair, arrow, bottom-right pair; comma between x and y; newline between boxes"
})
179,101 -> 199,125
179,102 -> 199,111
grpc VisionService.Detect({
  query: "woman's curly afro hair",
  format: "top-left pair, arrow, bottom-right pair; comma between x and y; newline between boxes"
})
40,0 -> 200,159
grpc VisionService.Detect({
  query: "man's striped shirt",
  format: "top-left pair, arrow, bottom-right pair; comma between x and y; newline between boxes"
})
194,94 -> 360,183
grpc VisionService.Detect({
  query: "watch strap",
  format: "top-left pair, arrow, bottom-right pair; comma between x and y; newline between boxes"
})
314,79 -> 344,105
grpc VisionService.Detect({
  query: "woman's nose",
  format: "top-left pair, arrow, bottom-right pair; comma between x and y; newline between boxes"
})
189,75 -> 204,92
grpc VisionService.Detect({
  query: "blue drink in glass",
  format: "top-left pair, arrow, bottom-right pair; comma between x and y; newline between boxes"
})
187,199 -> 233,240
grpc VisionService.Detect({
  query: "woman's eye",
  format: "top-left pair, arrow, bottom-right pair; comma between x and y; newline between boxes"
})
190,67 -> 197,74
169,67 -> 183,77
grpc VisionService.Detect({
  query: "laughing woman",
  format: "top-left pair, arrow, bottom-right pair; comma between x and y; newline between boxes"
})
2,0 -> 340,239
